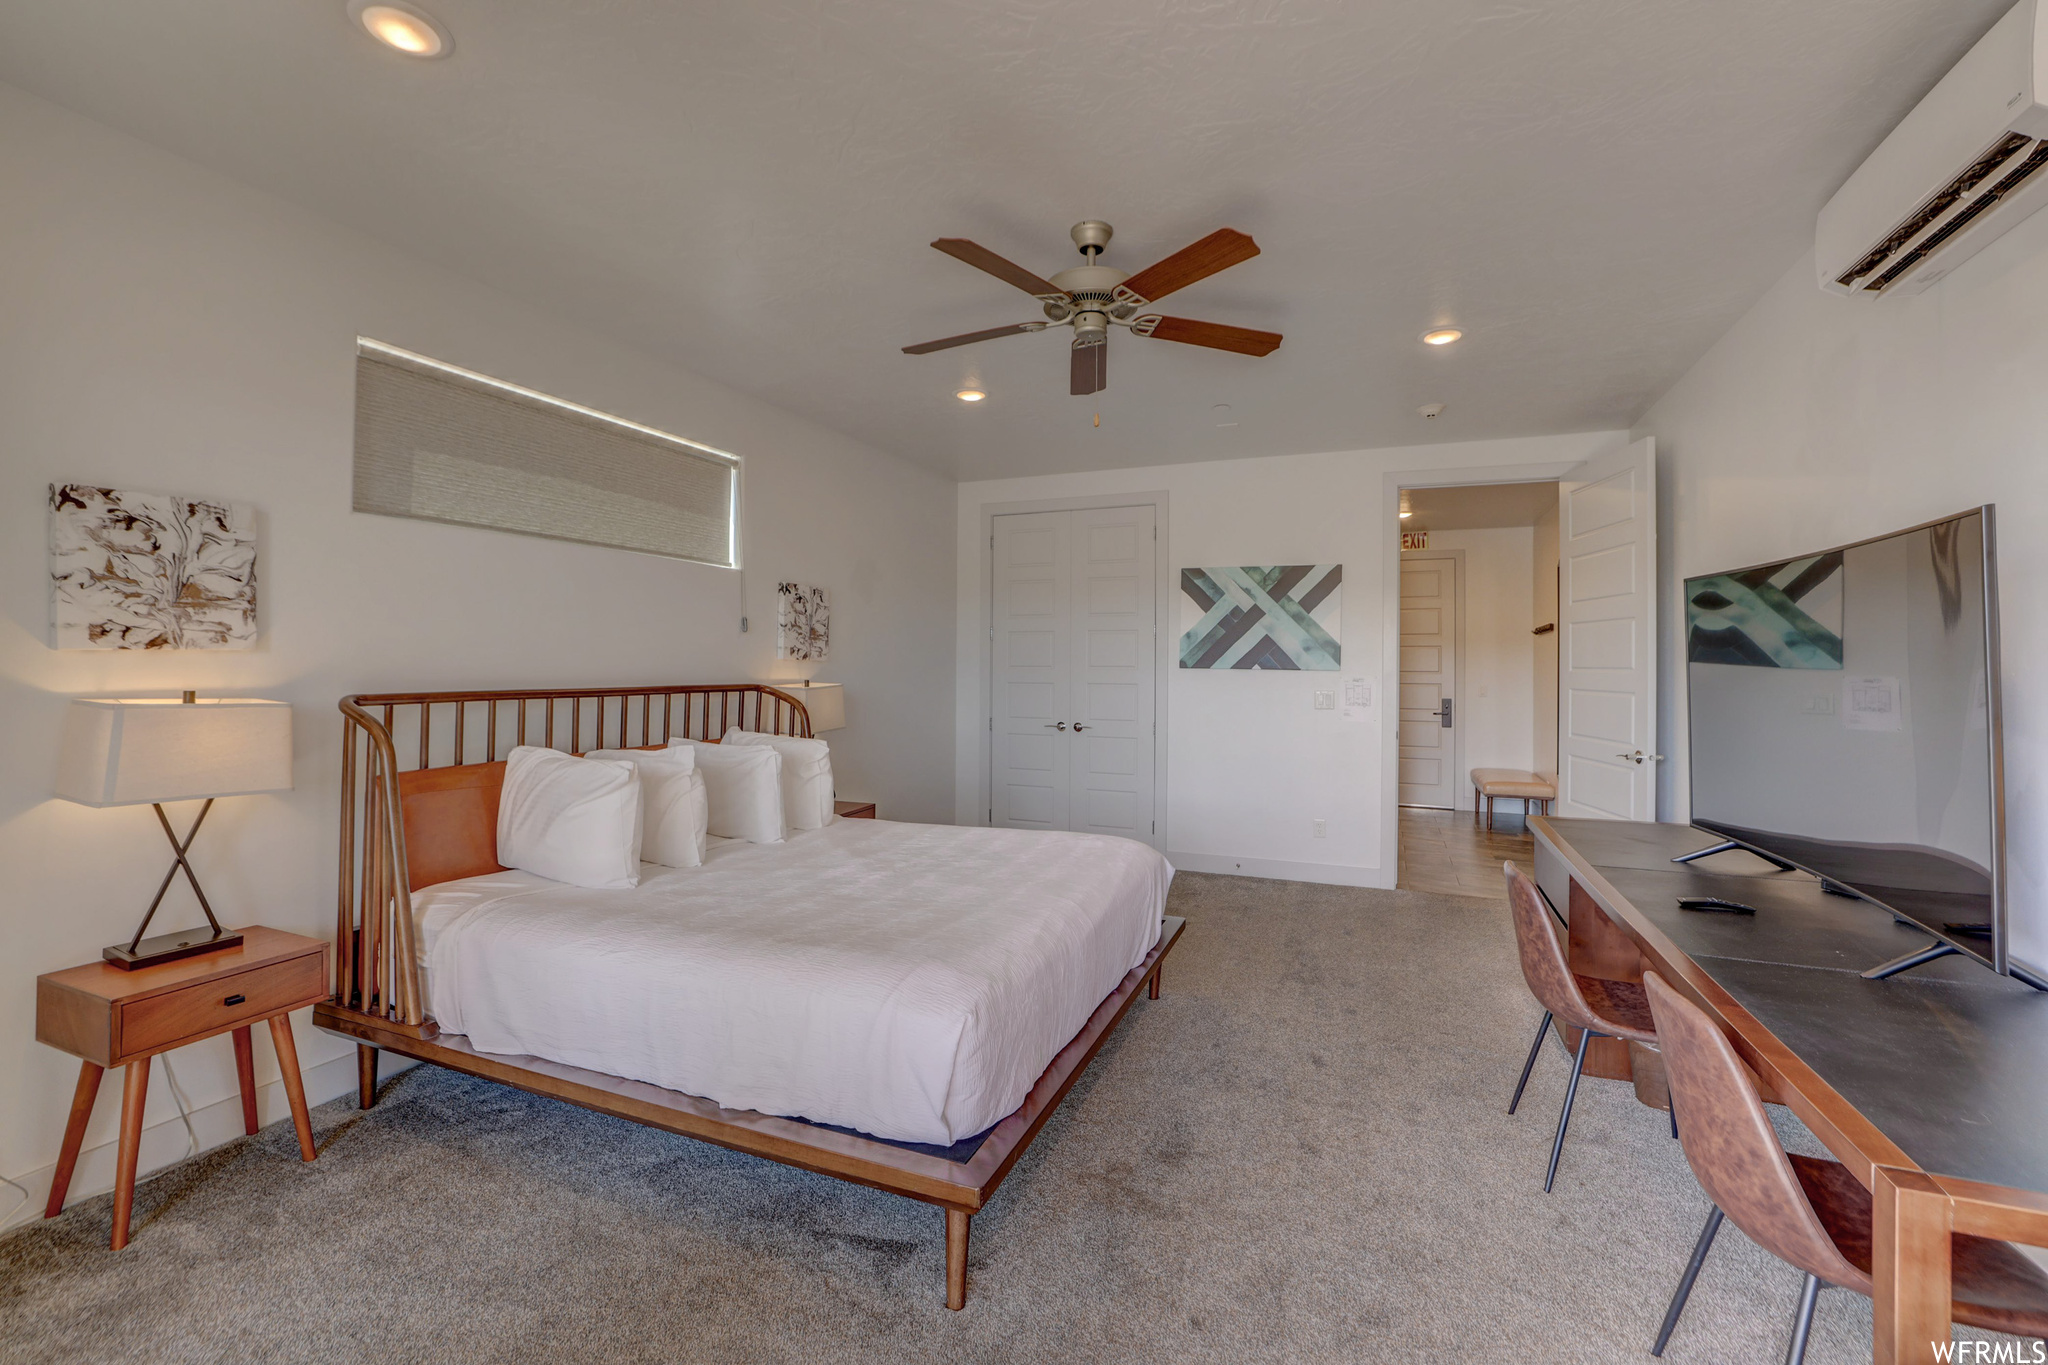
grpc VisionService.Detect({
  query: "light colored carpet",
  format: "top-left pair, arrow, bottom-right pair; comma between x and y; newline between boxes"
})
0,873 -> 2012,1362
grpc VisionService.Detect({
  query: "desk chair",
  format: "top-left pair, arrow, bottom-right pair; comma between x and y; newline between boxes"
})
1642,971 -> 2048,1362
1502,861 -> 1658,1192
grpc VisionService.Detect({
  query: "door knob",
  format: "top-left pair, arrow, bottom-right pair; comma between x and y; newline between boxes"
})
1044,722 -> 1067,731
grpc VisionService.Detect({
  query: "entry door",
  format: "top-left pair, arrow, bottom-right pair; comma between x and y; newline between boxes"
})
1557,437 -> 1657,819
1398,555 -> 1459,807
991,506 -> 1158,844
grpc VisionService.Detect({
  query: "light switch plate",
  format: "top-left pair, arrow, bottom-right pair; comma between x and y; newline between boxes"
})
1314,691 -> 1335,710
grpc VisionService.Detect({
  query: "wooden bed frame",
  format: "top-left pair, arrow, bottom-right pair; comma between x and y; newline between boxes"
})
310,683 -> 1183,1309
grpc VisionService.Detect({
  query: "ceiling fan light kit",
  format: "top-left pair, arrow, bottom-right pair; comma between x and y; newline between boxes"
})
905,221 -> 1283,396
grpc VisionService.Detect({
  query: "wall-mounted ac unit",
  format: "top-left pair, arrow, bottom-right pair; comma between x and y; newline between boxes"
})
1817,0 -> 2048,298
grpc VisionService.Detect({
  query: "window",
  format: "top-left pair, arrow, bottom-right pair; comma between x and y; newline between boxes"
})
352,339 -> 739,567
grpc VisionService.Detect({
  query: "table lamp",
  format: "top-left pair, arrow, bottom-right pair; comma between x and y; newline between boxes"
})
55,693 -> 293,969
793,680 -> 844,733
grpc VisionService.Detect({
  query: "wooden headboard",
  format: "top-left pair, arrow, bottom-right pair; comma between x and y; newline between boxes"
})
337,684 -> 814,1032
397,762 -> 507,892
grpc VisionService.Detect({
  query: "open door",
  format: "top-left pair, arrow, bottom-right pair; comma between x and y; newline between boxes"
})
1556,438 -> 1657,820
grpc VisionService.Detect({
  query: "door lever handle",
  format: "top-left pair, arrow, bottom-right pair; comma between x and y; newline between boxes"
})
1044,722 -> 1068,731
1072,723 -> 1090,731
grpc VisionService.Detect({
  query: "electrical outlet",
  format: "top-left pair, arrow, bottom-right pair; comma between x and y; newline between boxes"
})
1314,691 -> 1335,710
1312,818 -> 1327,838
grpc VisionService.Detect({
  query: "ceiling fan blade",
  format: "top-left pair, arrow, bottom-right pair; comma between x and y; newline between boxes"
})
1131,315 -> 1282,357
1113,229 -> 1260,306
901,322 -> 1044,355
1070,339 -> 1106,396
931,239 -> 1067,300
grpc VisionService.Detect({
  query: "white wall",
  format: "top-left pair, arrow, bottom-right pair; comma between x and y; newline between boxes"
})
1638,205 -> 2048,970
1531,503 -> 1560,774
1405,529 -> 1536,806
955,432 -> 1623,887
0,84 -> 956,1227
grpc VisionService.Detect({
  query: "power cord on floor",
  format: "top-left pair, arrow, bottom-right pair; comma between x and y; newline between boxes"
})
156,1055 -> 202,1162
0,1172 -> 30,1226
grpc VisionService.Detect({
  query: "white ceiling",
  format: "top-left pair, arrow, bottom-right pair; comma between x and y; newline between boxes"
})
0,0 -> 2012,480
1403,481 -> 1557,531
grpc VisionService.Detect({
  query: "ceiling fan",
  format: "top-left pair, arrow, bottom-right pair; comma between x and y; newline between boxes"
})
902,221 -> 1282,396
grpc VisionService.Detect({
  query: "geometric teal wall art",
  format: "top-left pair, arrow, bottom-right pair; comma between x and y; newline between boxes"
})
1179,565 -> 1342,670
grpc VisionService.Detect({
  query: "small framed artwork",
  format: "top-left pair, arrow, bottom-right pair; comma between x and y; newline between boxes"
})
777,582 -> 830,661
49,484 -> 258,649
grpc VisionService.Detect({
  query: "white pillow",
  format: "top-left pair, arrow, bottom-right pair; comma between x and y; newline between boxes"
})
667,739 -> 784,843
587,747 -> 707,868
720,729 -> 835,831
496,746 -> 642,889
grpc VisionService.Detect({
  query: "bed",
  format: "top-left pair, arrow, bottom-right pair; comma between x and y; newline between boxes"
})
310,684 -> 1183,1309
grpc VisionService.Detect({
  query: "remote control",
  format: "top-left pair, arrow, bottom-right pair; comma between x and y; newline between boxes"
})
1677,896 -> 1756,915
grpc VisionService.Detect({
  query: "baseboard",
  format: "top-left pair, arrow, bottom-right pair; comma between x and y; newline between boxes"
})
0,1049 -> 414,1235
1167,851 -> 1393,889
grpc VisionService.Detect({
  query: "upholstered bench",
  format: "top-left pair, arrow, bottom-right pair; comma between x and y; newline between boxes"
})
1471,768 -> 1558,831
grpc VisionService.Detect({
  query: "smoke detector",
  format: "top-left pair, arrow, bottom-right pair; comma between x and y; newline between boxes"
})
1418,403 -> 1446,419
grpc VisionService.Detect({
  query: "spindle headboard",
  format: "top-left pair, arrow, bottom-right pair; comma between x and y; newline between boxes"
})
334,684 -> 813,1036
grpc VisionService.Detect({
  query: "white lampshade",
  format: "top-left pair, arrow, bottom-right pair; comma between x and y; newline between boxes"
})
55,698 -> 294,807
793,681 -> 845,733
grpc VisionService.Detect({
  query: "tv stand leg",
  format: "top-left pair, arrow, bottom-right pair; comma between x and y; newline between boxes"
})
1862,943 -> 1959,981
2007,961 -> 2048,993
1671,839 -> 1798,872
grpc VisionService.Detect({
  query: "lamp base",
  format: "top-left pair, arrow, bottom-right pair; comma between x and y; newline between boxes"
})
103,928 -> 244,972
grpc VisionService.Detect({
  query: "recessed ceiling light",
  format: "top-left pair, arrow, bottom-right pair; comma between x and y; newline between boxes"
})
956,389 -> 985,403
1422,328 -> 1463,346
348,0 -> 452,57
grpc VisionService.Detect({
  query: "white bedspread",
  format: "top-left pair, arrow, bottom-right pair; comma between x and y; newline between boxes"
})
413,818 -> 1170,1145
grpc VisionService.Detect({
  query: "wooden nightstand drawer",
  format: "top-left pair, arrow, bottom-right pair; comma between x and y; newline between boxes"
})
835,800 -> 877,819
117,952 -> 324,1059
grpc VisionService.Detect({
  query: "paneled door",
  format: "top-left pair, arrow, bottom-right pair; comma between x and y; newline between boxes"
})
1398,555 -> 1459,808
1557,437 -> 1657,819
990,505 -> 1158,845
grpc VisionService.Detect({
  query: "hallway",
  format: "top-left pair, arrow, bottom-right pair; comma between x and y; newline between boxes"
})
1395,805 -> 1537,901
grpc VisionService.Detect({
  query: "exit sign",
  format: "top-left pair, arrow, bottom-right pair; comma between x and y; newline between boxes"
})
1401,530 -> 1429,551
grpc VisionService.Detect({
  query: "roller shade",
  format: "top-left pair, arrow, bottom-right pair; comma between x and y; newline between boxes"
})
353,339 -> 739,567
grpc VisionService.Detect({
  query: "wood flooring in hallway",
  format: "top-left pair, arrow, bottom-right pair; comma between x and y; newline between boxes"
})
1396,805 -> 1537,901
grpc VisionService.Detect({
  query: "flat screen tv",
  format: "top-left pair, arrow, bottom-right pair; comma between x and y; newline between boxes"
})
1683,507 -> 2034,986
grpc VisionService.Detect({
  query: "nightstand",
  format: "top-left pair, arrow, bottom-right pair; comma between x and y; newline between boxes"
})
36,926 -> 328,1247
834,800 -> 877,819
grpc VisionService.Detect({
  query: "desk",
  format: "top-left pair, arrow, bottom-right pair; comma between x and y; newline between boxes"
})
1533,817 -> 2048,1365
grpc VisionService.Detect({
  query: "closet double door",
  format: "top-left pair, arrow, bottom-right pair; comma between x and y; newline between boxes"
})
991,505 -> 1158,846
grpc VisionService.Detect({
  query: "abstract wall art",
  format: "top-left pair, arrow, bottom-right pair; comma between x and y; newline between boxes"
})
49,484 -> 258,650
1179,564 -> 1342,670
776,581 -> 830,660
1685,551 -> 1844,668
